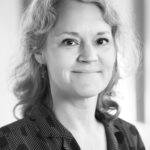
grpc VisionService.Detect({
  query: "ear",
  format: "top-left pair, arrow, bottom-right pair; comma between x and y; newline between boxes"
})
34,51 -> 46,65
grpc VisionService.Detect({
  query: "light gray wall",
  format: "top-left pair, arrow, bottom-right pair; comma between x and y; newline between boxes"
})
0,0 -> 20,126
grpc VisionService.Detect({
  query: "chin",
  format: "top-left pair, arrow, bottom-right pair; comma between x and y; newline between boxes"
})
74,86 -> 103,98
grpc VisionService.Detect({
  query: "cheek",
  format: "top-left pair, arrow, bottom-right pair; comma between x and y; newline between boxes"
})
107,57 -> 116,70
101,50 -> 116,71
48,49 -> 76,66
45,51 -> 76,80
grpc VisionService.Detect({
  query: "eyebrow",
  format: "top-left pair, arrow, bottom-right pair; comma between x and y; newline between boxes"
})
57,31 -> 111,37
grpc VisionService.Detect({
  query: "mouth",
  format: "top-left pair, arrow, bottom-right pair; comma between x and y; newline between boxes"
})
72,70 -> 102,73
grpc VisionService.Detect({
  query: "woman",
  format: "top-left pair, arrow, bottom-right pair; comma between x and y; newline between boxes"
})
0,0 -> 145,149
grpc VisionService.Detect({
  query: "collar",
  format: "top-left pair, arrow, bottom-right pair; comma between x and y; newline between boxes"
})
28,104 -> 73,139
28,103 -> 119,140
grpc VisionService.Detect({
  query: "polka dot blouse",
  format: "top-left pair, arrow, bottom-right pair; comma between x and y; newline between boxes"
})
0,104 -> 145,150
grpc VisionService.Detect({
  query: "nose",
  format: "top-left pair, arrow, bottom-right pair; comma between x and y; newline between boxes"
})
77,43 -> 98,63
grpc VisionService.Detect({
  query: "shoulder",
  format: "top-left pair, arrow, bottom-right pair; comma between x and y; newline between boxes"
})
113,118 -> 142,138
113,118 -> 139,141
113,118 -> 145,149
0,117 -> 41,150
0,117 -> 30,131
0,117 -> 35,137
113,118 -> 137,132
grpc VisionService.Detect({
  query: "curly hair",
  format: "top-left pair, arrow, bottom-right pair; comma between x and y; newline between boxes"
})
13,0 -> 141,121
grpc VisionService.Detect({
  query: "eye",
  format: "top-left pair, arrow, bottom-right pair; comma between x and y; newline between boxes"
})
96,38 -> 109,46
62,39 -> 79,46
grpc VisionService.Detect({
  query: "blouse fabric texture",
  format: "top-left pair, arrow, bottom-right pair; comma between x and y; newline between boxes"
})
0,103 -> 145,150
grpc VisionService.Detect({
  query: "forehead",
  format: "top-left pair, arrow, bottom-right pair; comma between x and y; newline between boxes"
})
50,0 -> 111,35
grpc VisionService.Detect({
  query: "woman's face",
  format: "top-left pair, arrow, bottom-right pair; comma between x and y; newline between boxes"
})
44,0 -> 116,99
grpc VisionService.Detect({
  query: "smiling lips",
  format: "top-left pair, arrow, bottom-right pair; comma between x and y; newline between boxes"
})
72,70 -> 102,73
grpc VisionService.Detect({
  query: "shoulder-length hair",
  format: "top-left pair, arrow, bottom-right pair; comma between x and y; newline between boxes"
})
13,0 -> 141,121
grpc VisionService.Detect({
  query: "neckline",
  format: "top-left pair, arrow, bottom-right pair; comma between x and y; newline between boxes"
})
29,103 -> 119,150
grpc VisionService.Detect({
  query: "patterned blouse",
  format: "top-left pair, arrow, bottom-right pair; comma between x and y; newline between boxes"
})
0,103 -> 145,150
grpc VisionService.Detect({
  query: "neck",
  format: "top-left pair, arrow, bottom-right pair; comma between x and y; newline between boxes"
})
52,94 -> 99,132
